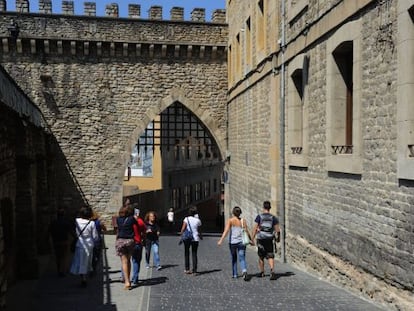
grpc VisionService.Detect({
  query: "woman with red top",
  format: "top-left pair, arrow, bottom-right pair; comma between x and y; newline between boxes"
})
131,208 -> 146,286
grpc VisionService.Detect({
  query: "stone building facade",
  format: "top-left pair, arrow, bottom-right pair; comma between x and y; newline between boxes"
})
0,0 -> 227,307
226,0 -> 413,310
1,0 -> 414,310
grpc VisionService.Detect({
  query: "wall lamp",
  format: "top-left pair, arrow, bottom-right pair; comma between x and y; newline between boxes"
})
7,20 -> 19,40
223,151 -> 231,165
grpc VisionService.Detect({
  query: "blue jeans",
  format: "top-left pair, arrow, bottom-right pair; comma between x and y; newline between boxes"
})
131,243 -> 143,283
145,240 -> 160,267
229,243 -> 247,277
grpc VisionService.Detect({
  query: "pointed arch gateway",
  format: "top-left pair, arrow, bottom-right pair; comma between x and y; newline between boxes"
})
123,90 -> 226,231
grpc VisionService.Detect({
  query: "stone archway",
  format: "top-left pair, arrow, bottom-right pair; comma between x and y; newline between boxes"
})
109,88 -> 226,221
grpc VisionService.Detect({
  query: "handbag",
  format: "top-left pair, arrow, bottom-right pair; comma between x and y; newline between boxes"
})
71,220 -> 91,252
241,218 -> 250,246
180,217 -> 194,243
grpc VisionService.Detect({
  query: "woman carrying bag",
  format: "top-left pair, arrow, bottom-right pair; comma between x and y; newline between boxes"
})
179,206 -> 202,275
70,206 -> 98,287
217,206 -> 253,280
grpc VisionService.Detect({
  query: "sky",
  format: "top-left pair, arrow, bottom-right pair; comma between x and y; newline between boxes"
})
7,0 -> 225,21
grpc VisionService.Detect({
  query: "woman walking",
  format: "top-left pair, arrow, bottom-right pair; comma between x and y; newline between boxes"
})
217,206 -> 253,280
70,206 -> 98,287
144,211 -> 161,270
115,205 -> 137,290
179,206 -> 202,275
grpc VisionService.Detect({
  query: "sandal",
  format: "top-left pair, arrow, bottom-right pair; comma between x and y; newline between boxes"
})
124,284 -> 132,290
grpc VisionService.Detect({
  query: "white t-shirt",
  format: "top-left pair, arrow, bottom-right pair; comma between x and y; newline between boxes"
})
184,216 -> 202,241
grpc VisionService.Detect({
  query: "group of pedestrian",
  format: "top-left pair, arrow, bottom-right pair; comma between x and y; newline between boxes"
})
176,201 -> 279,281
217,200 -> 280,280
49,199 -> 280,288
114,198 -> 162,290
49,205 -> 106,287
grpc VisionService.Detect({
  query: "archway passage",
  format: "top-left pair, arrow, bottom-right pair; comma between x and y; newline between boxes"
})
123,102 -> 225,233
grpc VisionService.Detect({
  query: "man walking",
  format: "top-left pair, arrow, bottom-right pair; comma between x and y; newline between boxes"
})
252,201 -> 280,280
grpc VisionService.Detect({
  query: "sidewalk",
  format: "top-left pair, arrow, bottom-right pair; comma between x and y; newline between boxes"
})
6,234 -> 387,311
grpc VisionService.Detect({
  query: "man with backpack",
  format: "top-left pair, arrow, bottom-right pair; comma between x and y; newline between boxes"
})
252,201 -> 280,280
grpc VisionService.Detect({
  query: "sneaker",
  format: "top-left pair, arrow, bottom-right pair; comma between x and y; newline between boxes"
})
232,275 -> 238,279
146,265 -> 150,269
270,272 -> 277,280
184,270 -> 192,274
242,272 -> 248,281
258,271 -> 265,278
156,266 -> 162,271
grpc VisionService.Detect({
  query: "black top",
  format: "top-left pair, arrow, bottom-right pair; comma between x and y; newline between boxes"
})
116,216 -> 137,239
145,222 -> 160,241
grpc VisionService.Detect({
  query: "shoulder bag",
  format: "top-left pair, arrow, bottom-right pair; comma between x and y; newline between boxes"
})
71,220 -> 91,252
181,217 -> 194,242
241,218 -> 250,246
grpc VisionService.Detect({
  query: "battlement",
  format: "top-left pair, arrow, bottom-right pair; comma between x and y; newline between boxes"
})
0,1 -> 226,23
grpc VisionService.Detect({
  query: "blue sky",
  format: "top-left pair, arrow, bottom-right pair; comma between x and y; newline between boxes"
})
7,0 -> 225,21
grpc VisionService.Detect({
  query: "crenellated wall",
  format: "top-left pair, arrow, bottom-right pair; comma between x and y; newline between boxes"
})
0,1 -> 228,230
0,0 -> 226,23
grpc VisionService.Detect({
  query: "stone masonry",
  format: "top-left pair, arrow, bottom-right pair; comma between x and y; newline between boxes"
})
226,0 -> 413,310
0,65 -> 67,308
0,1 -> 228,226
1,1 -> 414,311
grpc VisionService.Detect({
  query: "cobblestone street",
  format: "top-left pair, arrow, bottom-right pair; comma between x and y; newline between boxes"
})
6,234 -> 387,311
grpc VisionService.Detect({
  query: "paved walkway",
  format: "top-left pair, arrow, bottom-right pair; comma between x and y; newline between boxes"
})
6,234 -> 388,311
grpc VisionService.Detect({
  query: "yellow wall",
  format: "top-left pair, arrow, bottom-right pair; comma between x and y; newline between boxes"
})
123,116 -> 162,192
123,145 -> 162,191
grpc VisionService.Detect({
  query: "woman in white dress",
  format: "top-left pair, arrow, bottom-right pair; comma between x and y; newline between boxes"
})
70,206 -> 98,286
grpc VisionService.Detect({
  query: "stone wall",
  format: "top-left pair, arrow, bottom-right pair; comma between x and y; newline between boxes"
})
227,0 -> 414,310
0,65 -> 79,308
225,0 -> 281,226
0,11 -> 228,223
284,0 -> 414,310
227,74 -> 278,226
0,0 -> 226,23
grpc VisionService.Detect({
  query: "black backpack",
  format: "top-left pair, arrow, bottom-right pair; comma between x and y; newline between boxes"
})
258,213 -> 274,239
